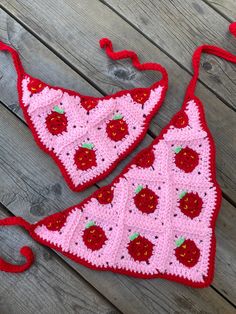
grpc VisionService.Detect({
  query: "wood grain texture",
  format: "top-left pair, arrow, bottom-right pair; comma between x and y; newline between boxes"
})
204,0 -> 236,20
0,207 -> 118,314
0,60 -> 235,314
0,3 -> 235,202
102,0 -> 236,110
0,2 -> 236,313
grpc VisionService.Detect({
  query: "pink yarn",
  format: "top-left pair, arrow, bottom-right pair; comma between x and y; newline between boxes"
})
32,99 -> 220,284
21,76 -> 165,190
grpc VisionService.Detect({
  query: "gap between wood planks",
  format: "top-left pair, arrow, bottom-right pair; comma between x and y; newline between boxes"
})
202,0 -> 235,22
98,0 -> 236,113
0,2 -> 234,312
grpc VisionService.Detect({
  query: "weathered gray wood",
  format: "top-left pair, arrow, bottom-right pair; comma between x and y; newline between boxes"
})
102,0 -> 236,110
0,5 -> 235,203
0,103 -> 236,313
0,2 -> 236,311
0,206 -> 119,314
204,0 -> 236,20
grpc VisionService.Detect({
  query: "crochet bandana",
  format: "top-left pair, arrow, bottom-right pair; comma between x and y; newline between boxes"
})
1,24 -> 236,288
0,38 -> 168,191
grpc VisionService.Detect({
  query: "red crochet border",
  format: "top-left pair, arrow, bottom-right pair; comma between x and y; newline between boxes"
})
18,73 -> 167,192
0,38 -> 168,191
0,38 -> 168,192
29,95 -> 222,288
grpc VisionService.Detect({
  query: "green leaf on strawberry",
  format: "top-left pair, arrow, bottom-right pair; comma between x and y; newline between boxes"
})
135,185 -> 143,194
82,143 -> 94,150
53,105 -> 64,114
85,221 -> 95,229
175,237 -> 185,247
174,146 -> 182,154
113,114 -> 123,120
129,232 -> 140,241
179,191 -> 187,199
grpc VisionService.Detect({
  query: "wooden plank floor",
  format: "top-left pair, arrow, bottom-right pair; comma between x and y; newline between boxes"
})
0,1 -> 235,313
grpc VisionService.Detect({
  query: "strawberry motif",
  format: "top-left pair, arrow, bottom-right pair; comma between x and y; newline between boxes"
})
28,78 -> 46,94
94,186 -> 114,204
74,143 -> 97,171
127,233 -> 154,262
131,89 -> 150,104
135,148 -> 155,168
106,114 -> 129,142
172,112 -> 189,128
179,191 -> 203,219
46,212 -> 68,231
80,98 -> 98,112
174,146 -> 199,173
133,185 -> 158,214
46,106 -> 68,135
83,221 -> 107,251
175,237 -> 200,267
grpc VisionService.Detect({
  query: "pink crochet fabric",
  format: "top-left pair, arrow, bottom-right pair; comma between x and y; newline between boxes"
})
28,97 -> 221,286
0,38 -> 168,192
21,76 -> 165,189
2,24 -> 236,285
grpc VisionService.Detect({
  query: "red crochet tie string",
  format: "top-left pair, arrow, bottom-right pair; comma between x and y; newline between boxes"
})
100,37 -> 168,82
0,217 -> 34,272
184,22 -> 236,102
0,38 -> 168,83
0,41 -> 25,78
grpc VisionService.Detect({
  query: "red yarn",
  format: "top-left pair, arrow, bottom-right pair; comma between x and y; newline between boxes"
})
0,217 -> 34,272
172,111 -> 189,129
127,235 -> 154,262
135,148 -> 155,168
74,146 -> 97,171
229,22 -> 236,37
0,41 -> 25,77
99,37 -> 168,81
133,187 -> 158,214
0,37 -> 168,192
94,186 -> 114,204
184,22 -> 236,102
46,111 -> 68,135
179,192 -> 203,219
131,89 -> 150,104
80,98 -> 98,112
175,147 -> 199,173
28,78 -> 46,94
106,116 -> 129,142
175,239 -> 200,267
45,212 -> 68,231
83,225 -> 107,251
1,23 -> 236,281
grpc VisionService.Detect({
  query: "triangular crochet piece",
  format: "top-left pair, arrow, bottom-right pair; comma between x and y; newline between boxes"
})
1,23 -> 236,287
0,38 -> 168,191
1,95 -> 218,286
23,97 -> 221,287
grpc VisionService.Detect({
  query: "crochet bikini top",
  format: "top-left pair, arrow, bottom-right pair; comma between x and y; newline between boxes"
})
0,38 -> 168,191
1,23 -> 236,288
